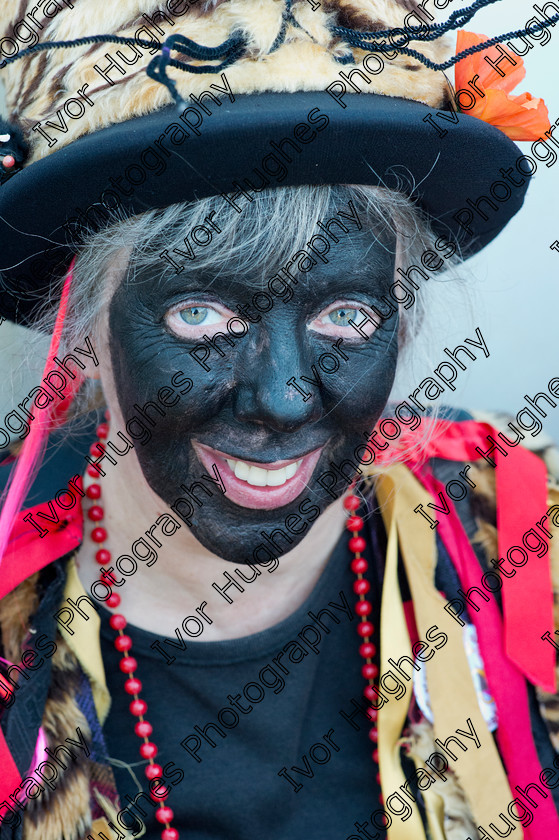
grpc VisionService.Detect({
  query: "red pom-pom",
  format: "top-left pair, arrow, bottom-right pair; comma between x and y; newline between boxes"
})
130,698 -> 147,715
357,621 -> 374,638
346,515 -> 363,531
343,495 -> 360,511
120,656 -> 137,674
140,742 -> 158,760
362,663 -> 379,680
155,806 -> 173,824
2,155 -> 15,169
135,720 -> 153,738
145,763 -> 163,781
107,593 -> 121,609
114,634 -> 132,652
353,579 -> 370,595
350,557 -> 368,574
125,678 -> 142,695
349,536 -> 366,553
110,614 -> 126,631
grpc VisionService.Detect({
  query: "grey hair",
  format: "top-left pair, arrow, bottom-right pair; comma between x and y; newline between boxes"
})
34,183 -> 472,428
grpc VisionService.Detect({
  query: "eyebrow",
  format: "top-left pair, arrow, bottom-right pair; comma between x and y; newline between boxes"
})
134,239 -> 396,300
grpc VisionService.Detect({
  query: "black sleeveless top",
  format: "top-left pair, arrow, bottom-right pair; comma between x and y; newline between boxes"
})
97,511 -> 388,840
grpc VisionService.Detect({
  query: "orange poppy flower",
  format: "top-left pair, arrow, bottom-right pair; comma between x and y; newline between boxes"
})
454,30 -> 550,140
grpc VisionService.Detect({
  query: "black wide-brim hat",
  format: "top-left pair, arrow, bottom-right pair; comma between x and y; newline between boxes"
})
0,0 -> 531,325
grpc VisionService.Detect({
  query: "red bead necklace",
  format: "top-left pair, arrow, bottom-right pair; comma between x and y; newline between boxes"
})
85,416 -> 177,840
344,493 -> 383,806
84,419 -> 382,839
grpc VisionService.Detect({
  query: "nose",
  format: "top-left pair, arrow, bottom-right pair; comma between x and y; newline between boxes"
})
232,326 -> 323,433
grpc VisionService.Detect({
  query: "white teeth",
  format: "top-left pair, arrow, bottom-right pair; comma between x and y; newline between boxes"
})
267,468 -> 287,487
225,457 -> 303,487
247,465 -> 268,486
234,461 -> 250,480
285,463 -> 298,480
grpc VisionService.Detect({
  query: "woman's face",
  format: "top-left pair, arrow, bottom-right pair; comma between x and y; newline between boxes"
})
105,224 -> 399,563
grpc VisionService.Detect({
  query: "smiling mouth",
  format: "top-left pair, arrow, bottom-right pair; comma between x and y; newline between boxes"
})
192,442 -> 325,510
224,455 -> 303,487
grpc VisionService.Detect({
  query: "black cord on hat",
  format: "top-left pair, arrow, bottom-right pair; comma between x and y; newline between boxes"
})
336,14 -> 559,71
333,0 -> 503,45
145,32 -> 246,106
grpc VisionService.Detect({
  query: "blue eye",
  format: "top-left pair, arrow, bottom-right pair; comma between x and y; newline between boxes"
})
166,300 -> 239,339
309,301 -> 378,339
179,306 -> 209,325
328,307 -> 358,326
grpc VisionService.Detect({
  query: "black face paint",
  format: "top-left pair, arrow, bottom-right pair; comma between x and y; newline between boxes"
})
108,228 -> 399,563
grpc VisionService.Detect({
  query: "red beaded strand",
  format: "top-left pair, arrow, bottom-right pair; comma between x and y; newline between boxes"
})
344,493 -> 383,806
86,416 -> 179,840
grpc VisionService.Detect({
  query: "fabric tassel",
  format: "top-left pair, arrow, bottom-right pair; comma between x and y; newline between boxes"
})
374,464 -> 521,835
0,259 -> 78,566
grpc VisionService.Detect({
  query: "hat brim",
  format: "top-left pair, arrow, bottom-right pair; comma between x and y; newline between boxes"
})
0,91 -> 528,325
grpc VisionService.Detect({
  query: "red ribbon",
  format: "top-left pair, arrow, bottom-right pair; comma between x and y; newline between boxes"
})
415,465 -> 559,839
496,443 -> 552,690
0,494 -> 83,601
385,418 -> 555,692
0,726 -> 22,812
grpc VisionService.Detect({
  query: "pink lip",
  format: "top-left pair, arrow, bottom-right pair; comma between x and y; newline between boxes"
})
192,441 -> 325,510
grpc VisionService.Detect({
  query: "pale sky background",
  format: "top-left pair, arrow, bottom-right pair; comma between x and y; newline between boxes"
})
431,0 -> 559,442
0,0 -> 558,442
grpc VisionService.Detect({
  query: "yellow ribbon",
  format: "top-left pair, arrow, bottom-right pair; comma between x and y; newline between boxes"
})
377,480 -> 429,840
374,464 -> 522,838
60,556 -> 111,723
